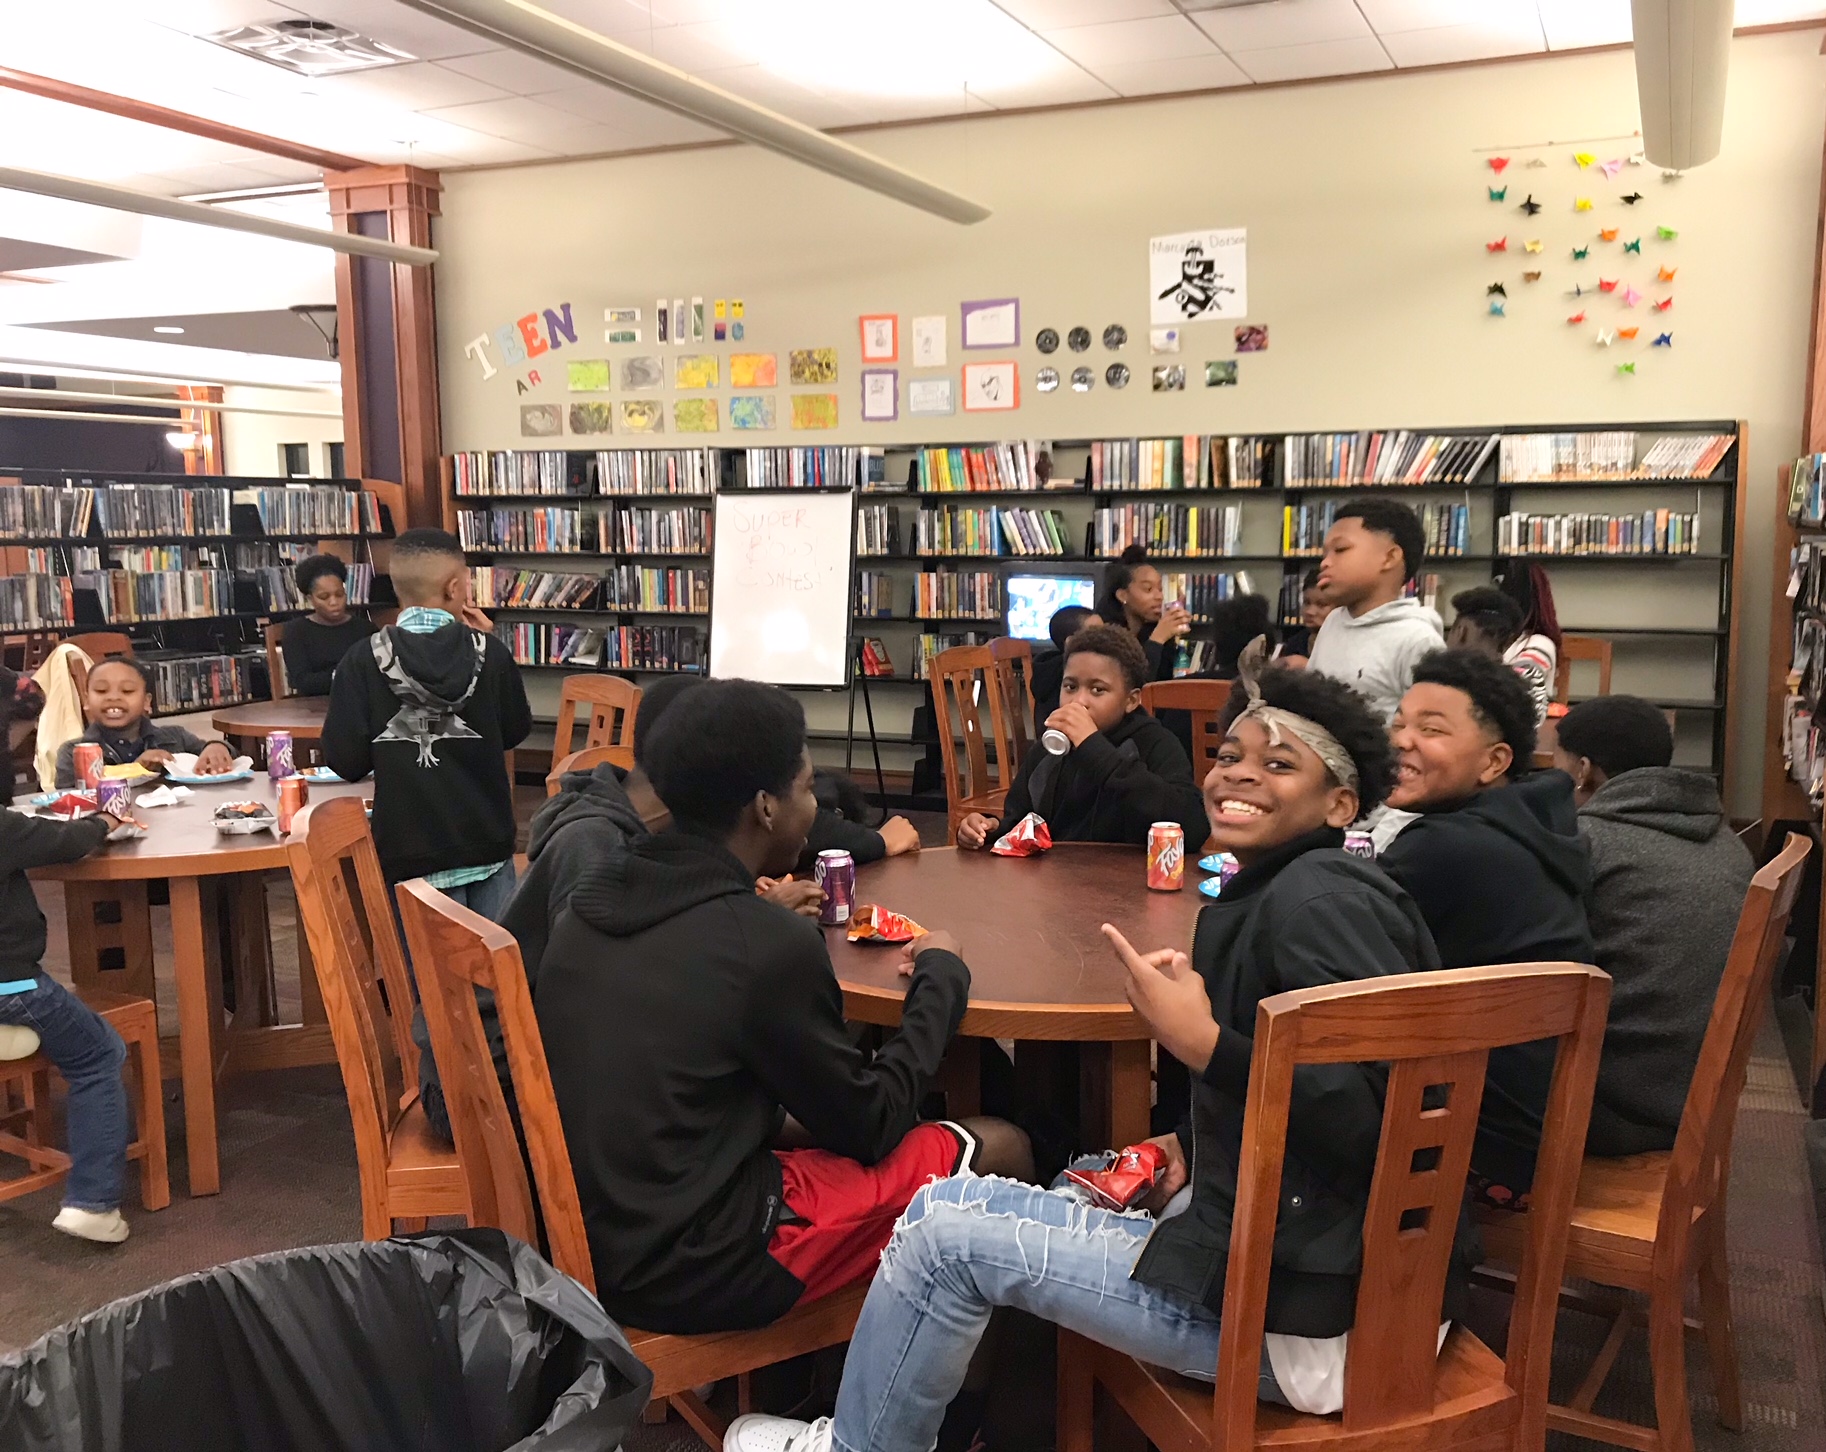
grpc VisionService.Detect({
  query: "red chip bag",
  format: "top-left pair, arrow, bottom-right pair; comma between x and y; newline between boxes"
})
1063,1141 -> 1167,1212
42,792 -> 98,820
847,904 -> 928,943
990,812 -> 1053,857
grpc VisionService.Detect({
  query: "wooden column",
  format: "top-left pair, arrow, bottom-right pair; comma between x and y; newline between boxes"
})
323,165 -> 442,528
177,384 -> 223,475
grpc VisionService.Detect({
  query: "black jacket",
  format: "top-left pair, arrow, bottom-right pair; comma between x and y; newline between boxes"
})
1,809 -> 110,980
321,623 -> 532,881
281,614 -> 376,696
536,831 -> 969,1334
53,720 -> 212,788
1378,771 -> 1594,1189
1030,648 -> 1066,725
1132,828 -> 1474,1337
990,707 -> 1206,848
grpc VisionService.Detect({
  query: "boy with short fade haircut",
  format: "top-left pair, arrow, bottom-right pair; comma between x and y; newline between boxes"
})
535,678 -> 1029,1334
1553,695 -> 1753,1156
1308,498 -> 1444,721
957,622 -> 1205,851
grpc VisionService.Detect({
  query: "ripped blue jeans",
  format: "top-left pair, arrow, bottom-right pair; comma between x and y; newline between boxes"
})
830,1172 -> 1280,1452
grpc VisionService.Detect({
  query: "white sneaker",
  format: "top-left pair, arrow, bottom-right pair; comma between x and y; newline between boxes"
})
0,1024 -> 40,1060
724,1414 -> 834,1452
53,1206 -> 129,1244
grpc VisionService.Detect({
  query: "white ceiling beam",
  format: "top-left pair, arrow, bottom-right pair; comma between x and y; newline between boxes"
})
0,324 -> 342,390
0,385 -> 340,419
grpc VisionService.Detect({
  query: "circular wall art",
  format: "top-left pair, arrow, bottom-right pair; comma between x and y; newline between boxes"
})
1067,326 -> 1092,352
1035,366 -> 1060,392
1035,328 -> 1060,354
1106,362 -> 1130,388
1103,323 -> 1128,350
1071,366 -> 1095,391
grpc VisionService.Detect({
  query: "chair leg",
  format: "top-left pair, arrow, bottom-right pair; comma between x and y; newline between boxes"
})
1647,1281 -> 1697,1452
1695,1212 -> 1743,1431
127,1019 -> 170,1212
1057,1330 -> 1095,1452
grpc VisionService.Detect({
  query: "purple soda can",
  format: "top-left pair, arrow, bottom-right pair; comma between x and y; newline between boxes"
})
95,778 -> 130,819
1219,855 -> 1242,889
267,730 -> 294,781
814,849 -> 856,927
1343,830 -> 1376,859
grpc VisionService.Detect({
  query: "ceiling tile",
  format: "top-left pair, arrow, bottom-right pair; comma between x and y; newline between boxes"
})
419,95 -> 603,144
687,67 -> 869,128
991,0 -> 1178,27
960,57 -> 1115,108
1535,0 -> 1633,49
522,84 -> 727,143
1354,0 -> 1537,30
1091,50 -> 1250,95
534,0 -> 677,33
1040,14 -> 1217,66
145,0 -> 309,36
282,0 -> 502,61
310,60 -> 512,111
1378,16 -> 1546,65
436,48 -> 590,94
1734,0 -> 1826,21
1192,0 -> 1372,50
648,20 -> 766,70
429,131 -> 559,165
1230,34 -> 1394,83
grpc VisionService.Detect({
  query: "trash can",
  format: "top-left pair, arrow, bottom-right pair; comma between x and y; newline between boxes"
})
0,1229 -> 652,1452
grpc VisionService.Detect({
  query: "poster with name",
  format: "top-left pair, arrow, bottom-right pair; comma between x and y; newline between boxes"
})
1149,228 -> 1247,325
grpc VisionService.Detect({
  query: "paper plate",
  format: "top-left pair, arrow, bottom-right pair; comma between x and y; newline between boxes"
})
1197,853 -> 1236,875
298,767 -> 343,783
1198,876 -> 1226,899
163,769 -> 256,786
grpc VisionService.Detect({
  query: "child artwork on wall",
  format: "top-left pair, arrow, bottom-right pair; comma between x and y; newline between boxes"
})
568,402 -> 614,435
1205,360 -> 1239,387
789,348 -> 838,385
730,353 -> 778,388
675,354 -> 719,389
860,314 -> 898,363
619,400 -> 663,433
1151,364 -> 1185,392
791,393 -> 839,429
962,361 -> 1019,412
674,398 -> 720,432
1235,325 -> 1269,353
861,368 -> 898,422
907,377 -> 954,416
621,356 -> 663,391
566,359 -> 610,391
730,396 -> 777,431
520,404 -> 562,437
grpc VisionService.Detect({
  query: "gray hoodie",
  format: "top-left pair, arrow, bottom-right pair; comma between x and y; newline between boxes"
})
1578,767 -> 1754,1155
1306,596 -> 1444,720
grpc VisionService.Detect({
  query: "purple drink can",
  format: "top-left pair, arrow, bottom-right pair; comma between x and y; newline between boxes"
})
267,730 -> 294,780
1343,830 -> 1376,859
1219,854 -> 1242,889
96,778 -> 130,819
814,849 -> 855,927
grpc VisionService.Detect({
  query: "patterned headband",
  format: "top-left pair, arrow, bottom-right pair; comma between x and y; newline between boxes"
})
1232,636 -> 1361,794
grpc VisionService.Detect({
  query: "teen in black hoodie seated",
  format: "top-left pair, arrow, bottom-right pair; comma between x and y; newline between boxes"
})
1380,648 -> 1594,1205
535,679 -> 1030,1335
727,666 -> 1477,1450
957,623 -> 1206,851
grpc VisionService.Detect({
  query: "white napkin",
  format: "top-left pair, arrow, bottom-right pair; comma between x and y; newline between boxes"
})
167,753 -> 253,776
135,784 -> 193,808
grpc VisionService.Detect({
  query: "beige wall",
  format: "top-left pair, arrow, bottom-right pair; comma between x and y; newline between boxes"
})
434,29 -> 1826,813
220,387 -> 343,479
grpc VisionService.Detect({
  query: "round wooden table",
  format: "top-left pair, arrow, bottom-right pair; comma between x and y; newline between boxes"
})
827,845 -> 1206,1148
213,696 -> 329,743
29,772 -> 368,1196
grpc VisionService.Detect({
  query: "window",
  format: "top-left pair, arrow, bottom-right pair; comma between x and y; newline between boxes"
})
326,441 -> 346,478
281,443 -> 310,478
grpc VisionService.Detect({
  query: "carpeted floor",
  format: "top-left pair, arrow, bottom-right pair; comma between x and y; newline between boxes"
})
2,794 -> 1823,1451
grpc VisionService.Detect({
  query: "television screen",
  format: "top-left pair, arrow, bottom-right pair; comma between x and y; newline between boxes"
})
1006,574 -> 1097,643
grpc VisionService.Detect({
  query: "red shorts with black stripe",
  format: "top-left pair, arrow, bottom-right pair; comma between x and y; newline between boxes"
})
766,1123 -> 968,1305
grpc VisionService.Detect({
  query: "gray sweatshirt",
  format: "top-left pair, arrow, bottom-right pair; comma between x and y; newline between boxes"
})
1578,767 -> 1754,1155
1306,596 -> 1444,720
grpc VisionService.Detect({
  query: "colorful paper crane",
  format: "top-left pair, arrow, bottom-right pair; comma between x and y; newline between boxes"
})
1489,157 -> 1510,173
1622,191 -> 1644,204
1487,237 -> 1508,252
1617,362 -> 1637,375
1595,328 -> 1616,346
1598,278 -> 1618,292
1487,282 -> 1507,296
1523,271 -> 1542,283
1618,327 -> 1640,340
1620,286 -> 1643,307
1653,333 -> 1673,346
1520,195 -> 1542,215
1568,311 -> 1587,324
1573,245 -> 1590,260
1489,186 -> 1507,201
1652,297 -> 1673,312
1598,158 -> 1625,178
1573,151 -> 1595,167
1657,225 -> 1678,240
1599,228 -> 1619,242
1657,266 -> 1677,282
1489,299 -> 1506,316
1623,237 -> 1642,254
1575,198 -> 1594,212
1524,239 -> 1543,253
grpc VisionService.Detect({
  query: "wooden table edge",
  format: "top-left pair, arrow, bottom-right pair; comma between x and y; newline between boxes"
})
838,982 -> 1147,1040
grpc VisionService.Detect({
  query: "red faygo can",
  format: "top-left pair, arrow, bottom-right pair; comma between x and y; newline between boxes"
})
73,742 -> 104,791
277,776 -> 309,835
1146,822 -> 1186,892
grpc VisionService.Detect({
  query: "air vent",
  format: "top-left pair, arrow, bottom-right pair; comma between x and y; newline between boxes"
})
207,18 -> 416,77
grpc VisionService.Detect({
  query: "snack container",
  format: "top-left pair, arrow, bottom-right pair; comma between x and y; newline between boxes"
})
74,743 -> 104,790
990,813 -> 1053,857
267,730 -> 294,781
1146,822 -> 1186,892
814,850 -> 855,927
278,776 -> 309,835
214,802 -> 277,835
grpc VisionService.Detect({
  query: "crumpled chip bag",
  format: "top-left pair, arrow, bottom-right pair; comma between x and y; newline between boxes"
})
847,904 -> 928,943
1063,1140 -> 1168,1212
991,812 -> 1053,857
42,793 -> 98,820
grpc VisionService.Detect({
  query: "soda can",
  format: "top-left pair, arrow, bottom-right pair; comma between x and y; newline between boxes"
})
267,730 -> 294,780
1343,830 -> 1376,859
95,778 -> 130,819
73,742 -> 104,791
1220,855 -> 1242,889
277,776 -> 309,835
814,849 -> 856,926
1147,822 -> 1186,892
1041,728 -> 1070,756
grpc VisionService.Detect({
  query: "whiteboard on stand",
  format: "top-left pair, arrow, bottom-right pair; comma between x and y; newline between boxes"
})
709,490 -> 857,688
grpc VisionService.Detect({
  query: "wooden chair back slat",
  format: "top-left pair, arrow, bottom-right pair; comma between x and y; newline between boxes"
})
555,674 -> 642,761
931,646 -> 1013,837
545,743 -> 636,798
398,879 -> 597,1292
1659,832 -> 1810,1254
989,637 -> 1036,770
1213,962 -> 1609,1451
63,632 -> 134,701
1140,678 -> 1237,779
264,623 -> 290,700
1553,635 -> 1614,704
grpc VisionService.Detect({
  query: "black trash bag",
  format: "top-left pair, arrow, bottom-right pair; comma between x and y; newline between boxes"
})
0,1228 -> 653,1452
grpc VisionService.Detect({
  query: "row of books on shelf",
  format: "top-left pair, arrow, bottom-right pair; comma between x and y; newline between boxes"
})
0,482 -> 379,540
144,651 -> 263,714
1091,503 -> 1240,558
1786,453 -> 1826,526
469,564 -> 712,613
452,449 -> 578,496
1497,432 -> 1734,482
911,443 -> 1045,493
737,446 -> 879,492
455,506 -> 712,555
1495,510 -> 1702,556
0,556 -> 375,621
239,486 -> 381,536
910,507 -> 1070,558
1281,433 -> 1499,489
1088,437 -> 1275,491
96,485 -> 231,538
913,571 -> 1000,619
76,569 -> 237,623
495,622 -> 705,671
0,574 -> 75,629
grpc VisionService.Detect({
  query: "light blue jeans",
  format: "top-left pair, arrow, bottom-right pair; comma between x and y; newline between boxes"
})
830,1172 -> 1280,1452
0,975 -> 129,1211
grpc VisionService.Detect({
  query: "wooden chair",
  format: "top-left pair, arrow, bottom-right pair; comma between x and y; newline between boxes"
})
1141,677 -> 1238,779
398,879 -> 869,1449
988,636 -> 1036,770
285,796 -> 466,1238
545,744 -> 635,798
554,673 -> 641,760
1060,962 -> 1611,1452
1553,634 -> 1614,704
0,988 -> 169,1213
62,632 -> 133,700
930,644 -> 1016,844
1475,832 -> 1811,1452
263,623 -> 290,700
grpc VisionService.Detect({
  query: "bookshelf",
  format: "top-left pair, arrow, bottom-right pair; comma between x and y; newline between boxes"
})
441,423 -> 1744,790
1,468 -> 400,716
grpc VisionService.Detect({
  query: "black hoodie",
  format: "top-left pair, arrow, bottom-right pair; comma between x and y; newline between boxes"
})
1378,771 -> 1594,1189
320,622 -> 532,881
1,809 -> 110,981
535,831 -> 969,1334
989,707 -> 1206,847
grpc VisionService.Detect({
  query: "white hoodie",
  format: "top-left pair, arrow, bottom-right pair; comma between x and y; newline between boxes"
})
1307,596 -> 1445,721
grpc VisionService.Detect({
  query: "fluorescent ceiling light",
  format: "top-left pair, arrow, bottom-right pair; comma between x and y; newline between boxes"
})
153,325 -> 186,334
165,429 -> 199,448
